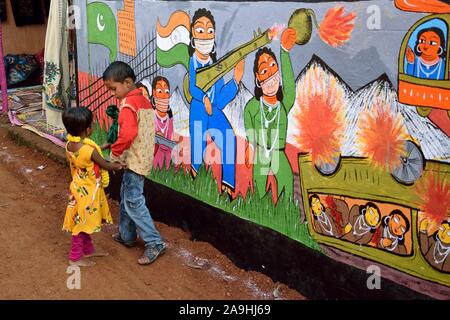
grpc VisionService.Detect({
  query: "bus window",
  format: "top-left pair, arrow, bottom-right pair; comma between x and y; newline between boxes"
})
308,193 -> 413,256
404,18 -> 448,81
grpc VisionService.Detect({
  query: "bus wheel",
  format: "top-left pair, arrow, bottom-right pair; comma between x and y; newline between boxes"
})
315,155 -> 341,176
391,140 -> 424,185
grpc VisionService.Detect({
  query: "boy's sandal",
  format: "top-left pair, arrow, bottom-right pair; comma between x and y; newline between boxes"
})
138,243 -> 166,265
112,233 -> 136,248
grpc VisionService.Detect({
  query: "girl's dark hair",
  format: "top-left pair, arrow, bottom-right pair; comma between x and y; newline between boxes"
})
103,61 -> 136,83
253,47 -> 283,101
188,8 -> 217,63
414,27 -> 447,58
151,76 -> 173,118
136,82 -> 150,96
383,210 -> 411,243
62,107 -> 93,136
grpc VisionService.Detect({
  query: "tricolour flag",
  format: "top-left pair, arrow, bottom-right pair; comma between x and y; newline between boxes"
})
156,11 -> 191,71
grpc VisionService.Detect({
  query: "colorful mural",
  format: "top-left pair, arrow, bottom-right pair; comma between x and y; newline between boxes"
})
74,0 -> 450,294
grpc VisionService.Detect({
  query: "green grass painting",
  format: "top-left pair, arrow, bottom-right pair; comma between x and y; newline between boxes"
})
150,165 -> 320,251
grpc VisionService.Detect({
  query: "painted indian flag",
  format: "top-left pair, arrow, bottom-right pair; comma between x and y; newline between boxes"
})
156,11 -> 191,70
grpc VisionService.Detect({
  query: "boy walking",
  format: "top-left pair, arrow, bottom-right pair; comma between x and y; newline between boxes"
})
103,61 -> 166,265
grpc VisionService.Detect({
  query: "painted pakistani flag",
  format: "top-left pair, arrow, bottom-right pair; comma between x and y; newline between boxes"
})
87,2 -> 117,62
156,11 -> 190,71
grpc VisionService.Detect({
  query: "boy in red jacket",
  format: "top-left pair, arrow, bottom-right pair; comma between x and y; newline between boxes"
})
103,61 -> 166,265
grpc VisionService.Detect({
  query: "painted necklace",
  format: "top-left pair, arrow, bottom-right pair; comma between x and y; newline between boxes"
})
353,212 -> 372,237
433,238 -> 450,265
259,98 -> 281,159
194,55 -> 215,103
317,210 -> 333,236
417,58 -> 443,79
155,113 -> 169,135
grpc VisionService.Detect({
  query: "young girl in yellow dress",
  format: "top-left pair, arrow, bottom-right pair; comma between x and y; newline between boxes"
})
62,107 -> 124,267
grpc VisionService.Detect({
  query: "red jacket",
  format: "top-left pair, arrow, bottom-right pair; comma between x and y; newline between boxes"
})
111,88 -> 152,157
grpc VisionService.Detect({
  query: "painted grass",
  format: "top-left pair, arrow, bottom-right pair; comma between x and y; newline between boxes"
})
91,124 -> 319,251
91,121 -> 108,147
150,165 -> 320,251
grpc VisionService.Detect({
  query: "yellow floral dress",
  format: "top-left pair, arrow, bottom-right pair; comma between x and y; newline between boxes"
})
63,143 -> 113,235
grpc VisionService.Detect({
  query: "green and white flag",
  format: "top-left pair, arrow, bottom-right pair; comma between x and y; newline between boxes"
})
87,2 -> 117,62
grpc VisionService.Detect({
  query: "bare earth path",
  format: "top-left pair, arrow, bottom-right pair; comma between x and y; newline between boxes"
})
0,124 -> 303,300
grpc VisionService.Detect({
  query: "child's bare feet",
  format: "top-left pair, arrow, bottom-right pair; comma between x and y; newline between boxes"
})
84,250 -> 109,258
69,258 -> 96,267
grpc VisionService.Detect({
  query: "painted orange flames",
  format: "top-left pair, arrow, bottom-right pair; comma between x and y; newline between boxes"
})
319,6 -> 356,48
416,172 -> 450,224
357,101 -> 408,171
295,96 -> 344,166
295,65 -> 345,166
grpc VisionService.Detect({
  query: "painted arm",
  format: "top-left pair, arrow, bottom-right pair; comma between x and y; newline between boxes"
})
189,58 -> 207,103
280,48 -> 296,113
217,77 -> 239,110
244,101 -> 256,148
419,230 -> 432,256
405,46 -> 416,76
405,60 -> 416,76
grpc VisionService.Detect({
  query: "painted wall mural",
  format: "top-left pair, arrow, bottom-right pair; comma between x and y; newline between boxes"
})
74,0 -> 450,295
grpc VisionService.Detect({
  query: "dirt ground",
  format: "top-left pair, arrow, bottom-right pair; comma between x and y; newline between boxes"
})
0,121 -> 304,300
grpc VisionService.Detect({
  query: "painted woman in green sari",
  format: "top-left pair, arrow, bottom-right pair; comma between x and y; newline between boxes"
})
244,28 -> 297,200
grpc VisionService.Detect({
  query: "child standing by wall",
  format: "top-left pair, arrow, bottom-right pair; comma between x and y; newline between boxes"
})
103,61 -> 167,265
62,107 -> 124,267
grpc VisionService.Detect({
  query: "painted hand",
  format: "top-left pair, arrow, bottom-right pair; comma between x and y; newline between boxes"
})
204,96 -> 212,116
281,28 -> 297,52
245,144 -> 253,168
381,238 -> 393,248
419,219 -> 429,232
344,223 -> 352,234
406,46 -> 415,64
234,59 -> 245,85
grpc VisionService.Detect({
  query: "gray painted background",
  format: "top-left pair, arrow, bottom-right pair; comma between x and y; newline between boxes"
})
75,0 -> 425,90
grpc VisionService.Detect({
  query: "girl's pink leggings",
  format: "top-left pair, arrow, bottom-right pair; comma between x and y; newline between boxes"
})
69,232 -> 94,261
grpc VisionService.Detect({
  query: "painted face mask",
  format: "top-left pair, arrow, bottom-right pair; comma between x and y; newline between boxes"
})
194,38 -> 215,55
154,97 -> 170,113
261,71 -> 280,97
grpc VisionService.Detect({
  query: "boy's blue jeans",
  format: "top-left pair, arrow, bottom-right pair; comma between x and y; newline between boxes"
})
119,169 -> 163,246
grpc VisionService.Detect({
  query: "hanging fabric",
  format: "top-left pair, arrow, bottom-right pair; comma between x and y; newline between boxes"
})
10,0 -> 45,26
43,0 -> 70,128
0,19 -> 7,113
0,0 -> 6,22
43,0 -> 70,110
